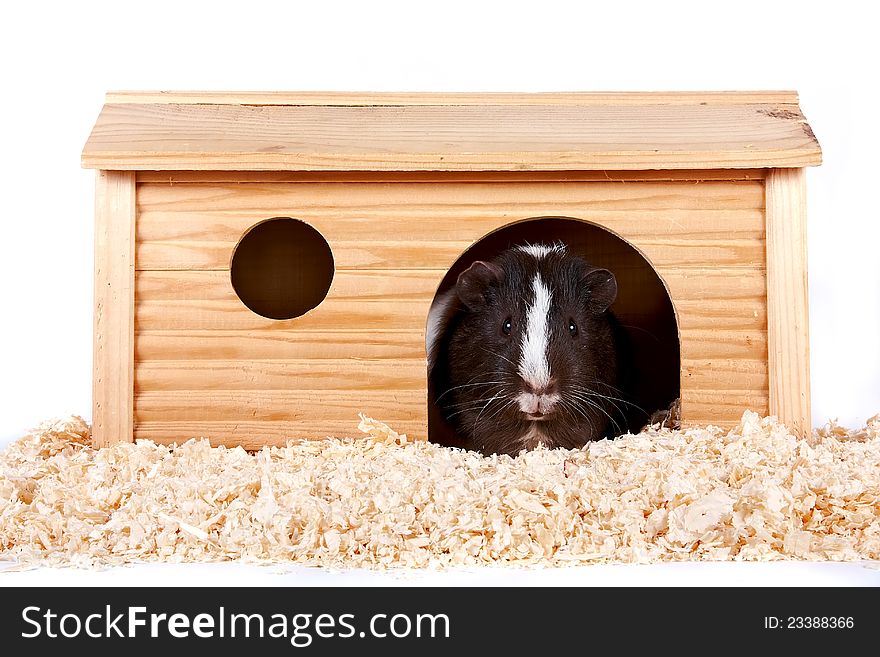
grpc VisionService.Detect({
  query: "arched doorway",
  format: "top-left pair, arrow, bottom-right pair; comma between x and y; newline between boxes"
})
427,217 -> 680,447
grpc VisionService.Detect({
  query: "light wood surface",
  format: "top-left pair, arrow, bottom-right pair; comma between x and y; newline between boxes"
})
82,96 -> 821,171
135,169 -> 767,184
136,359 -> 426,391
135,180 -> 765,270
136,327 -> 765,362
137,237 -> 766,272
129,177 -> 771,444
137,357 -> 765,395
681,390 -> 771,428
93,171 -> 136,447
135,390 -> 425,423
106,90 -> 804,105
134,268 -> 765,332
137,178 -> 765,210
766,168 -> 811,435
679,329 -> 767,360
133,421 -> 427,449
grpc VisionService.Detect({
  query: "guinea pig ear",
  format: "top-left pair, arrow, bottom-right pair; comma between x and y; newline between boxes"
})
455,260 -> 504,310
582,268 -> 618,314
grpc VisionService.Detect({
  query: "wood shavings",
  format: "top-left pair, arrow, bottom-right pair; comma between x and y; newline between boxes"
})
1,410 -> 879,569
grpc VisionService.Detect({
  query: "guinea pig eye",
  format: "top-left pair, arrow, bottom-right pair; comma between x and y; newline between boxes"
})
502,317 -> 512,336
568,319 -> 578,337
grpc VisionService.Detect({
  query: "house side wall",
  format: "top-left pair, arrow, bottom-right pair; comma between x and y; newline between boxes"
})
93,171 -> 137,446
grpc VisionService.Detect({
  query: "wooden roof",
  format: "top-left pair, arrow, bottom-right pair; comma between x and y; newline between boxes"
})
81,91 -> 821,171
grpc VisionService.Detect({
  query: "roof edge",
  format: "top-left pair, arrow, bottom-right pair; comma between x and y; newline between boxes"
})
103,90 -> 802,107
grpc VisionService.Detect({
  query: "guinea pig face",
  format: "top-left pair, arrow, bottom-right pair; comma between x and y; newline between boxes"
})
447,244 -> 619,454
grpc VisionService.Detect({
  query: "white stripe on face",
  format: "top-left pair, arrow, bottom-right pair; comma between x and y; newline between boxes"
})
516,243 -> 565,260
518,273 -> 552,391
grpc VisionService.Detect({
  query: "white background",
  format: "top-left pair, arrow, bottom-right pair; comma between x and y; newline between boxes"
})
0,0 -> 877,585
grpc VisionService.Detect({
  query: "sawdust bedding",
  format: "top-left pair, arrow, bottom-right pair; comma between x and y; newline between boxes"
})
1,412 -> 879,570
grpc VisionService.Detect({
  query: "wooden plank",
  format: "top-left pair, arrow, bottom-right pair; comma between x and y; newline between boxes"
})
134,298 -> 759,334
136,357 -> 765,396
136,328 -> 766,361
681,359 -> 768,391
136,268 -> 764,306
136,298 -> 429,331
136,237 -> 766,271
678,329 -> 767,360
673,298 -> 766,331
136,169 -> 768,184
134,387 -> 773,445
136,209 -> 765,242
93,171 -> 136,446
662,268 -> 766,300
765,168 -> 811,435
135,359 -> 426,391
136,330 -> 424,360
136,269 -> 443,300
135,389 -> 425,422
133,268 -> 766,332
681,390 -> 771,427
137,240 -> 472,272
136,180 -> 766,212
134,420 -> 427,448
134,178 -> 766,271
82,102 -> 822,171
107,90 -> 803,106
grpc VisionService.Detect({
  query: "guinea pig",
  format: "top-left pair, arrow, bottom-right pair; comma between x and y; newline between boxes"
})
427,243 -> 629,456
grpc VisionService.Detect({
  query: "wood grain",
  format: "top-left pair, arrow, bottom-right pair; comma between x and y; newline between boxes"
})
135,328 -> 767,362
82,101 -> 821,171
134,179 -> 766,271
135,389 -> 425,422
766,168 -> 811,435
681,359 -> 768,391
135,169 -> 767,184
681,390 -> 771,428
133,268 -> 766,333
136,359 -> 425,391
137,237 -> 766,272
133,420 -> 427,448
678,329 -> 767,360
135,299 -> 428,331
136,269 -> 443,300
136,179 -> 766,211
127,175 -> 774,441
93,171 -> 136,446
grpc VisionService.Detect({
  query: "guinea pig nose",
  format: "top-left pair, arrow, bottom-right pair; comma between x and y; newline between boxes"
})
517,390 -> 561,416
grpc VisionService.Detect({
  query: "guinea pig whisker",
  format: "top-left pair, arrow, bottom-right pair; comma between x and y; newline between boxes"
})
482,396 -> 517,424
444,397 -> 499,413
445,403 -> 493,420
560,399 -> 595,438
560,398 -> 590,423
570,383 -> 648,416
615,323 -> 663,345
480,347 -> 519,370
570,387 -> 627,422
587,380 -> 629,397
443,386 -> 511,409
566,390 -> 623,435
443,387 -> 514,420
434,380 -> 507,404
434,370 -> 513,404
473,392 -> 506,427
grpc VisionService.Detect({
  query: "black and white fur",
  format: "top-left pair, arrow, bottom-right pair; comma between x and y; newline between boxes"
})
428,243 -> 627,456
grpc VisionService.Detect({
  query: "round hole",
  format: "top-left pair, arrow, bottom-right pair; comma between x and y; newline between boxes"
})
230,218 -> 334,320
